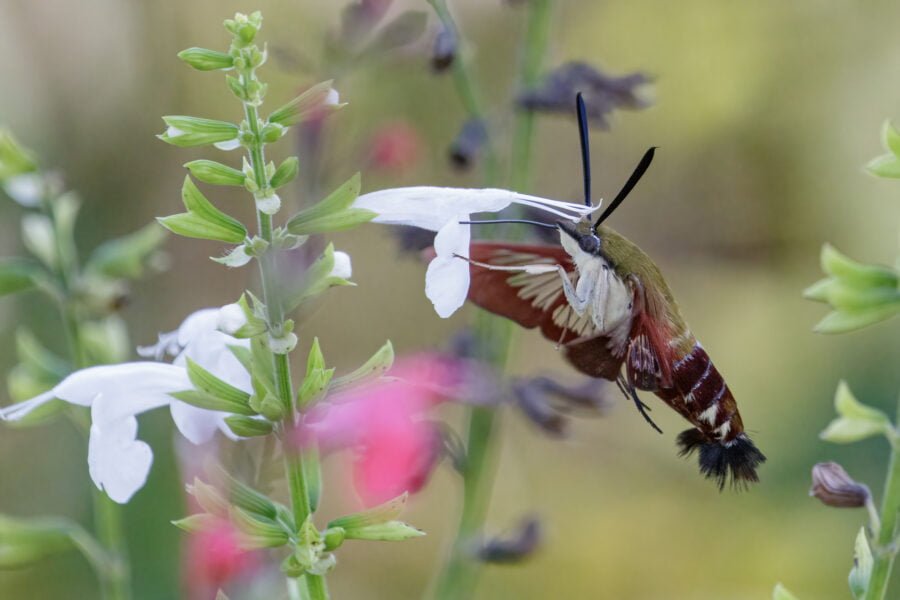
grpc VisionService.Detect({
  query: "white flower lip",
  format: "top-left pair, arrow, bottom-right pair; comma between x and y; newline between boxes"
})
0,306 -> 252,504
331,251 -> 352,279
354,186 -> 595,317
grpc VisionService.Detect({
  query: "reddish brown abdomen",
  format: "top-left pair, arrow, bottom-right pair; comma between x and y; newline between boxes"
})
667,343 -> 744,443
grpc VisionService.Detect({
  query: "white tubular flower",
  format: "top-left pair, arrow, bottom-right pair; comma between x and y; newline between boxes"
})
1,306 -> 252,503
354,187 -> 594,317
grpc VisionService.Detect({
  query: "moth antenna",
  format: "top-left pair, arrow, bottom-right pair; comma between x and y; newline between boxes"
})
593,146 -> 656,230
460,219 -> 558,230
576,92 -> 592,208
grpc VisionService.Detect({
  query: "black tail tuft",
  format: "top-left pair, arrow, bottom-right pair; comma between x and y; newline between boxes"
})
676,429 -> 766,491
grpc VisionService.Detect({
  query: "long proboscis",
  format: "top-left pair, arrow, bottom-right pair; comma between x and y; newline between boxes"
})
576,92 -> 592,208
592,147 -> 656,230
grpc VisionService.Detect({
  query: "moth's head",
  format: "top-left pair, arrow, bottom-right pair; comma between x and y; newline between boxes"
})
557,218 -> 601,257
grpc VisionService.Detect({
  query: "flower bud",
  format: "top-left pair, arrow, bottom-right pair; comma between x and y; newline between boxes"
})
322,527 -> 345,551
449,119 -> 488,171
260,122 -> 286,143
225,415 -> 274,437
187,477 -> 229,517
476,517 -> 542,564
177,47 -> 235,71
268,81 -> 344,128
231,508 -> 289,549
810,462 -> 871,508
158,116 -> 240,148
259,393 -> 285,421
431,26 -> 457,72
270,157 -> 299,189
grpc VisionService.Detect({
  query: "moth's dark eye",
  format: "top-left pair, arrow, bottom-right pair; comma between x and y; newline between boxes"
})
579,235 -> 600,254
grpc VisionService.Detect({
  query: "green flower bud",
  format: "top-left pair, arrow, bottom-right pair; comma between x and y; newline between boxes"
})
187,478 -> 229,517
342,521 -> 425,542
270,157 -> 299,189
328,493 -> 409,530
260,122 -> 286,144
285,173 -> 374,235
849,527 -> 873,599
322,527 -> 345,551
172,513 -> 219,534
222,472 -> 278,520
177,47 -> 235,71
225,75 -> 247,102
225,415 -> 274,437
231,508 -> 289,549
185,160 -> 246,187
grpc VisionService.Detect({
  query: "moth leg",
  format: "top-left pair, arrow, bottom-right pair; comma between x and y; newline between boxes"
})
616,375 -> 663,434
557,265 -> 593,315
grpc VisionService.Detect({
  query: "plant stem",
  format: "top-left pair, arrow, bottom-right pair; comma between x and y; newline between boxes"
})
427,0 -> 499,185
40,188 -> 131,600
509,0 -> 552,192
243,96 -> 329,600
865,429 -> 900,600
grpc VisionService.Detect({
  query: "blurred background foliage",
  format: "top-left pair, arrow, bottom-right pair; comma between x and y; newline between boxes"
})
1,0 -> 900,598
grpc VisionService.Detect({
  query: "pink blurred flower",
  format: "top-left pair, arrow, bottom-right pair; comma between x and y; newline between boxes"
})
185,518 -> 259,600
367,122 -> 422,175
295,355 -> 464,505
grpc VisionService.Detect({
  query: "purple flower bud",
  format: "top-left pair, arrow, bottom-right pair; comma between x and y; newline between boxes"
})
431,25 -> 457,72
810,462 -> 871,508
449,119 -> 488,171
476,517 -> 542,564
517,61 -> 651,129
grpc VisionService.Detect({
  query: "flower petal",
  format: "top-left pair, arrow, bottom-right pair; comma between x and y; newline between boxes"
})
87,409 -> 153,504
54,363 -> 190,425
331,251 -> 353,279
354,186 -> 594,231
170,400 -> 227,445
3,173 -> 44,207
425,219 -> 470,318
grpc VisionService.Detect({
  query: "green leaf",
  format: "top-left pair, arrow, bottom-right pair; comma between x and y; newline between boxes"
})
224,415 -> 273,437
848,527 -> 872,599
86,223 -> 167,279
865,154 -> 900,179
341,521 -> 425,542
813,304 -> 900,334
185,160 -> 246,186
0,515 -> 78,568
170,389 -> 255,416
185,357 -> 252,408
158,177 -> 247,244
0,259 -> 40,297
772,583 -> 799,600
177,47 -> 235,71
285,173 -> 374,235
158,116 -> 239,148
268,80 -> 343,127
0,130 -> 37,180
328,493 -> 408,530
270,157 -> 299,188
820,381 -> 892,443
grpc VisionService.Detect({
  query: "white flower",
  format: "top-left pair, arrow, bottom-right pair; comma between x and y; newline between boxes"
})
213,138 -> 241,151
331,251 -> 352,279
216,303 -> 248,335
1,306 -> 251,503
324,88 -> 340,106
354,187 -> 594,317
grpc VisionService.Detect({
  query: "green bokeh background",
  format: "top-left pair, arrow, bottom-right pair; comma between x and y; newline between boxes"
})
1,1 -> 900,598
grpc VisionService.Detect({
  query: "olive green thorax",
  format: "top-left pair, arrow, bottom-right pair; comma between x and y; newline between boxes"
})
595,224 -> 691,351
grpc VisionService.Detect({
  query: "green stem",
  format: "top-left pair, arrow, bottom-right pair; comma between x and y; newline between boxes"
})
243,92 -> 328,600
40,188 -> 131,600
865,431 -> 900,600
427,0 -> 499,185
509,0 -> 552,192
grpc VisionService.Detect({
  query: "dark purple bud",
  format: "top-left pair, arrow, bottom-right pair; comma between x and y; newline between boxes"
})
340,0 -> 393,42
436,422 -> 467,474
431,25 -> 457,72
810,462 -> 871,508
449,118 -> 488,171
477,517 -> 542,564
517,61 -> 652,129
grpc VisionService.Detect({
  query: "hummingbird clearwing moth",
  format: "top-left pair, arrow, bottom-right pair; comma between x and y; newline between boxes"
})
461,93 -> 766,489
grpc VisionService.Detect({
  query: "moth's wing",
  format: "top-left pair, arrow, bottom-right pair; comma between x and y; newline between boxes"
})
624,276 -> 675,390
467,242 -> 628,381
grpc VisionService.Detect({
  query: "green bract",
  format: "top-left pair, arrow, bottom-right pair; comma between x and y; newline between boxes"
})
268,80 -> 344,127
0,130 -> 37,179
805,244 -> 900,334
849,527 -> 873,599
820,381 -> 893,444
865,121 -> 900,179
185,159 -> 246,186
158,116 -> 239,148
285,173 -> 374,235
